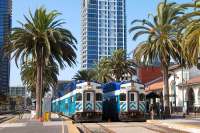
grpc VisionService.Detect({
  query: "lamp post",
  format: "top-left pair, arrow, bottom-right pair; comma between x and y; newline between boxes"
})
173,73 -> 177,109
182,66 -> 184,112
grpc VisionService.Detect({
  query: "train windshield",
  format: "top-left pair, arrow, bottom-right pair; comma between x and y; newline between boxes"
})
96,93 -> 102,101
130,93 -> 135,101
86,93 -> 91,101
76,93 -> 82,101
120,93 -> 126,101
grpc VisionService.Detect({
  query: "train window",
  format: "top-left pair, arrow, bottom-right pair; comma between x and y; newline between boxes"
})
96,86 -> 102,89
66,103 -> 68,110
130,93 -> 135,101
120,93 -> 126,101
96,93 -> 102,101
86,93 -> 91,101
76,93 -> 82,101
139,94 -> 145,101
71,97 -> 74,102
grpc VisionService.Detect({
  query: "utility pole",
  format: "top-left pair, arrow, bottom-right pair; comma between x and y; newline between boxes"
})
182,66 -> 186,113
173,72 -> 176,110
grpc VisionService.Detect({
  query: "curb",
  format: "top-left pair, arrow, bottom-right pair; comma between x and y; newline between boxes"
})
64,121 -> 80,133
51,113 -> 80,133
146,120 -> 161,124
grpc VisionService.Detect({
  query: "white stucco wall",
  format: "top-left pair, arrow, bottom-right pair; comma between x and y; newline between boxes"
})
168,67 -> 200,107
168,68 -> 189,107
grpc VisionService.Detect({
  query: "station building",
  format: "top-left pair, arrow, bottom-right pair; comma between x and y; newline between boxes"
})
145,65 -> 200,114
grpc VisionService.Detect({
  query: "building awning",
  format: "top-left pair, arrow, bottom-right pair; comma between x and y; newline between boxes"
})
145,79 -> 163,92
179,76 -> 200,86
146,92 -> 161,98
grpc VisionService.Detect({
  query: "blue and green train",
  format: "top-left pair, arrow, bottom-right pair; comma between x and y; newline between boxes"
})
103,81 -> 146,121
52,80 -> 146,122
52,81 -> 103,122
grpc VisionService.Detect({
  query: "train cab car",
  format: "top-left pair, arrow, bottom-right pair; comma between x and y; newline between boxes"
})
52,81 -> 103,122
103,81 -> 146,122
119,81 -> 146,121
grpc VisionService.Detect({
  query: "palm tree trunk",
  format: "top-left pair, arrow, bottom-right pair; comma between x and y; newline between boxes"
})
36,61 -> 42,119
36,48 -> 44,120
163,65 -> 170,116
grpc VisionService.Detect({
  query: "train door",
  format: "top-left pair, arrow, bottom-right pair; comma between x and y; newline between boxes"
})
128,91 -> 138,111
120,93 -> 127,112
84,91 -> 94,111
75,93 -> 83,112
95,93 -> 102,112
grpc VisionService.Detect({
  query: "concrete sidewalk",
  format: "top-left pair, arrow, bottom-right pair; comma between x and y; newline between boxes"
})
51,113 -> 79,133
147,119 -> 200,133
0,113 -> 79,133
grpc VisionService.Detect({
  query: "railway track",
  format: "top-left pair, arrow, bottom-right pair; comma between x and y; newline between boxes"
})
0,116 -> 14,124
77,123 -> 115,133
76,122 -> 189,133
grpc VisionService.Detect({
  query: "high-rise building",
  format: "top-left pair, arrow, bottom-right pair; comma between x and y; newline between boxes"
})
81,0 -> 127,69
0,0 -> 11,95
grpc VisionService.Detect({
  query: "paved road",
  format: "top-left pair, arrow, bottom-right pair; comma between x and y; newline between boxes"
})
0,114 -> 68,133
77,122 -> 188,133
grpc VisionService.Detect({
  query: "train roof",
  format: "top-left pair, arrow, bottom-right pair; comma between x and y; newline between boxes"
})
102,82 -> 121,93
102,81 -> 144,93
120,80 -> 144,85
55,80 -> 102,98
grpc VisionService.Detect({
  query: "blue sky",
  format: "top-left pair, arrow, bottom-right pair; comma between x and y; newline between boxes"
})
10,0 -> 190,86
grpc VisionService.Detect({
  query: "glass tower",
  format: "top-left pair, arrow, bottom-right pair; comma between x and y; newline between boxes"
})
81,0 -> 127,69
0,0 -> 11,95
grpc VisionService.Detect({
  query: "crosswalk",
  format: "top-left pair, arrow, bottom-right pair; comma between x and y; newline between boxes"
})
0,121 -> 64,128
0,113 -> 67,131
0,123 -> 27,128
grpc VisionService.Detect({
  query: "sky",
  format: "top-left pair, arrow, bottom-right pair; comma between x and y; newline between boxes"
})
10,0 -> 191,86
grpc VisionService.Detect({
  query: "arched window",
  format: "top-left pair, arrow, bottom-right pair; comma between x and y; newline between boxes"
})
188,88 -> 195,106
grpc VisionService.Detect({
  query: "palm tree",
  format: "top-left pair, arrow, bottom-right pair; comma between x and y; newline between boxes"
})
4,7 -> 77,119
129,0 -> 185,114
73,69 -> 96,81
21,61 -> 59,98
95,57 -> 113,83
109,49 -> 136,81
181,0 -> 200,65
95,49 -> 136,82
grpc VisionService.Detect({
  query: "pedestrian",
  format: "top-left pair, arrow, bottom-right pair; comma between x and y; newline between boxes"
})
150,104 -> 154,120
18,106 -> 25,119
160,104 -> 164,119
156,103 -> 160,119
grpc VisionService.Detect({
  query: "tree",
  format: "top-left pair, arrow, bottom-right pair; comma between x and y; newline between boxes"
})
109,49 -> 136,81
181,0 -> 200,65
129,0 -> 185,115
95,49 -> 136,82
73,69 -> 96,81
95,57 -> 113,83
21,61 -> 59,98
4,7 -> 77,119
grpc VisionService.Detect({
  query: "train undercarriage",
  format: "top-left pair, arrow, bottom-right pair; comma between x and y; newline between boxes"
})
74,112 -> 102,122
119,111 -> 146,122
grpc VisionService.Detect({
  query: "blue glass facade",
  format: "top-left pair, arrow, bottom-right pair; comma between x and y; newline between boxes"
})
81,0 -> 127,69
0,0 -> 11,95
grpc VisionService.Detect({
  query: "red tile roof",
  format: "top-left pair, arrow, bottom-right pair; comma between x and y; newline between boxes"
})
145,79 -> 163,92
179,76 -> 200,86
